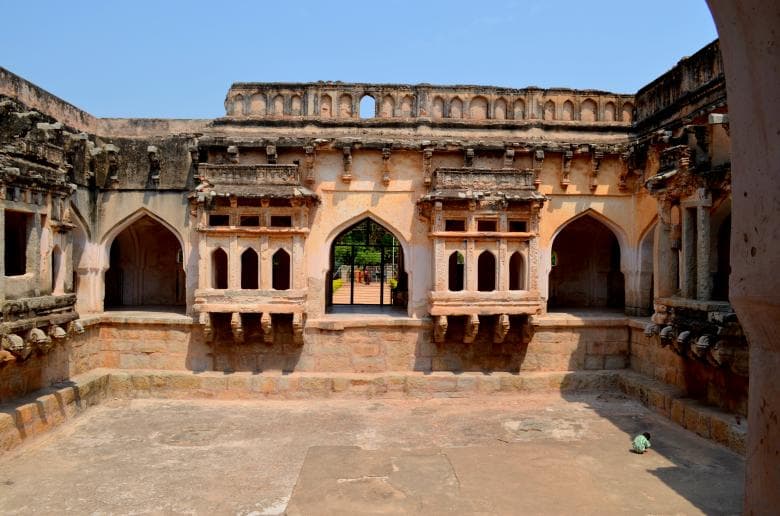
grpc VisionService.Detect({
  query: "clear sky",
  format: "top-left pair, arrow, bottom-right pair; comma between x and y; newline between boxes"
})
1,0 -> 717,119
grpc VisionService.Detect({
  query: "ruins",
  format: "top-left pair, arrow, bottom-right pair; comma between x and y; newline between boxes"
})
0,40 -> 747,450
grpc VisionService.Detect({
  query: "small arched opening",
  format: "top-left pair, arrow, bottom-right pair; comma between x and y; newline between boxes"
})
105,215 -> 185,309
548,214 -> 624,310
509,252 -> 525,291
241,248 -> 259,289
477,251 -> 496,292
212,248 -> 228,290
448,251 -> 465,291
359,95 -> 376,118
272,249 -> 291,290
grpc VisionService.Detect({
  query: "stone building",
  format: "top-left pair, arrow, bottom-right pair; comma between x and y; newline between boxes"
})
0,40 -> 746,443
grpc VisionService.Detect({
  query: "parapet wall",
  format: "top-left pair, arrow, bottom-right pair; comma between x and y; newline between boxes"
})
225,82 -> 635,124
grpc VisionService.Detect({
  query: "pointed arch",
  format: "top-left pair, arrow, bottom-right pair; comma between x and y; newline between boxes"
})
432,96 -> 444,118
100,207 -> 184,271
549,211 -> 625,309
561,100 -> 574,121
325,211 -> 410,264
580,98 -> 597,122
449,97 -> 463,118
477,250 -> 497,292
272,248 -> 291,290
604,101 -> 616,122
494,98 -> 507,120
550,208 -> 629,261
212,247 -> 228,289
380,94 -> 394,118
509,251 -> 525,291
448,251 -> 465,291
469,96 -> 488,119
399,95 -> 414,117
543,100 -> 556,120
320,94 -> 333,117
290,94 -> 302,116
636,217 -> 657,315
513,98 -> 526,119
240,247 -> 259,289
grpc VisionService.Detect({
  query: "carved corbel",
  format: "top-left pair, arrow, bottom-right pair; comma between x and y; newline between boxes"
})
503,147 -> 515,168
227,145 -> 240,164
590,149 -> 603,191
493,314 -> 510,344
105,144 -> 120,184
464,148 -> 475,168
67,320 -> 85,335
261,312 -> 273,344
692,334 -> 713,359
618,151 -> 631,191
422,147 -> 434,185
2,334 -> 31,361
532,148 -> 544,188
0,348 -> 14,365
463,314 -> 480,344
342,146 -> 352,182
674,330 -> 691,355
49,325 -> 67,340
561,149 -> 573,190
304,145 -> 316,184
644,323 -> 659,337
659,325 -> 675,345
433,315 -> 448,343
706,340 -> 734,367
382,147 -> 391,185
266,144 -> 277,164
28,327 -> 52,353
650,304 -> 670,325
292,313 -> 304,345
200,312 -> 214,343
231,312 -> 244,343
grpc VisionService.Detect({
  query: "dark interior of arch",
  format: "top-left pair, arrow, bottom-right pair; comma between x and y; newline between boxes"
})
105,215 -> 185,308
477,251 -> 496,292
548,215 -> 624,309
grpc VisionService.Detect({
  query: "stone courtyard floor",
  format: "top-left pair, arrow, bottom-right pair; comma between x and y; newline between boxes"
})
0,393 -> 742,515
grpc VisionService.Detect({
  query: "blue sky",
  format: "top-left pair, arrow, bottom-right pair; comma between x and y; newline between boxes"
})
1,1 -> 717,118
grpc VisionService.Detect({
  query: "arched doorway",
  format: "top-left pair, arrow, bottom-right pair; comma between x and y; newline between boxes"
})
548,215 -> 624,310
104,215 -> 185,309
328,218 -> 406,311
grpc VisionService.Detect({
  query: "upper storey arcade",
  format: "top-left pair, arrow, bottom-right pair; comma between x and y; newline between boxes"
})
224,82 -> 636,126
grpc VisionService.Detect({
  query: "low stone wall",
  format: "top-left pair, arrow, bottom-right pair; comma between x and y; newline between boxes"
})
628,323 -> 748,416
0,368 -> 618,453
0,325 -> 102,403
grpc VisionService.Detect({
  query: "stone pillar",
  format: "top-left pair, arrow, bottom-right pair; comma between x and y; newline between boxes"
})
292,234 -> 304,290
654,203 -> 678,298
259,234 -> 270,290
465,239 -> 476,291
498,238 -> 508,291
681,207 -> 696,298
708,1 -> 780,511
434,239 -> 445,291
228,235 -> 239,289
696,204 -> 713,300
30,210 -> 41,296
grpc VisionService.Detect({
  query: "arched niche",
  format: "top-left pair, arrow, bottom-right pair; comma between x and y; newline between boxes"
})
469,96 -> 488,119
320,94 -> 333,117
380,95 -> 394,117
212,248 -> 228,289
449,97 -> 463,118
494,98 -> 507,120
548,214 -> 624,310
338,93 -> 353,118
543,100 -> 555,121
581,98 -> 597,122
604,101 -> 616,121
432,96 -> 444,118
104,215 -> 185,308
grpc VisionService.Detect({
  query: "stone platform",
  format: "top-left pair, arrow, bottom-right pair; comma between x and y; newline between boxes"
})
0,394 -> 743,514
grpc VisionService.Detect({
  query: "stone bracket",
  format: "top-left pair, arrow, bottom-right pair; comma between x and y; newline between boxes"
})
493,314 -> 510,344
304,145 -> 315,184
231,312 -> 244,343
463,314 -> 480,344
422,147 -> 434,185
342,146 -> 352,182
433,315 -> 448,343
261,312 -> 273,344
382,147 -> 391,185
200,312 -> 214,343
561,149 -> 573,190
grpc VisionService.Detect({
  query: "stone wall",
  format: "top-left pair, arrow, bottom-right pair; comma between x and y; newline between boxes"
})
629,324 -> 747,416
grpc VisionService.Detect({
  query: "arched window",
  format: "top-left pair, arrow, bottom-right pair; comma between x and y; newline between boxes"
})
509,252 -> 524,291
241,248 -> 258,289
548,215 -> 624,309
212,248 -> 228,290
477,251 -> 496,292
272,249 -> 291,290
359,95 -> 375,118
448,251 -> 465,291
105,215 -> 185,308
